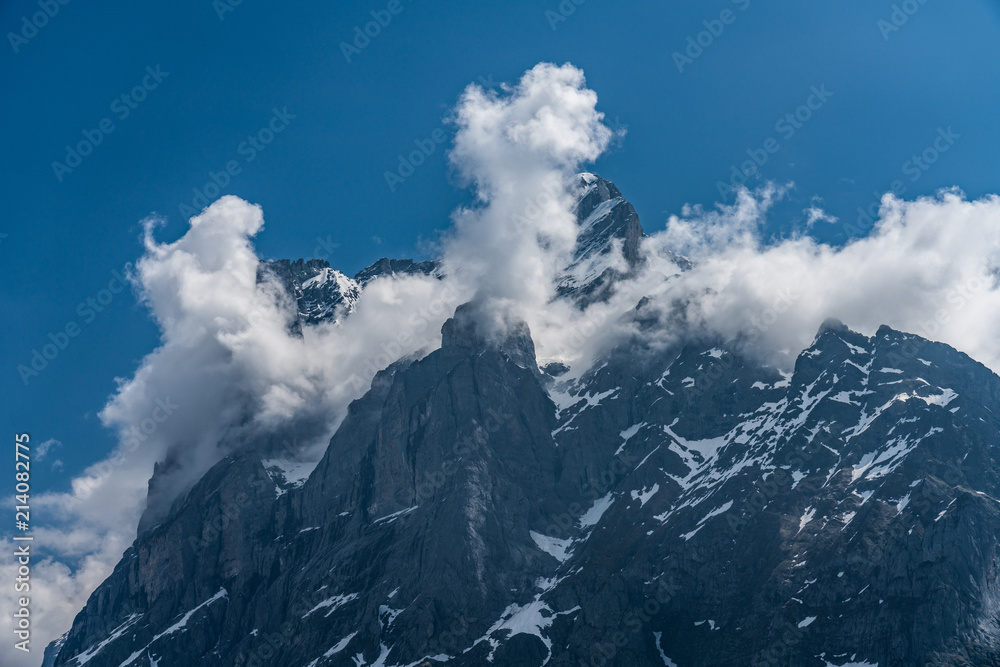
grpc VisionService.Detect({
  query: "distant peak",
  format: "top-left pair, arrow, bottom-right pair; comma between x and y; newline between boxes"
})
261,257 -> 331,272
807,317 -> 870,353
353,257 -> 439,285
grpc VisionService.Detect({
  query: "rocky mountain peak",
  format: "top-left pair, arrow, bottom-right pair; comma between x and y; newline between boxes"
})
441,301 -> 538,371
572,172 -> 644,267
559,173 -> 691,307
816,316 -> 848,335
257,256 -> 440,331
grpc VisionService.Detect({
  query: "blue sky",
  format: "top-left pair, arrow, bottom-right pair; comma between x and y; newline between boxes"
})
1,0 -> 998,499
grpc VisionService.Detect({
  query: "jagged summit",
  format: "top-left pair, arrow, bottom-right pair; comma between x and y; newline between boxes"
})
259,178 -> 685,332
258,258 -> 359,327
53,306 -> 1000,665
560,173 -> 691,306
573,173 -> 644,266
441,301 -> 538,371
258,256 -> 441,329
816,316 -> 849,334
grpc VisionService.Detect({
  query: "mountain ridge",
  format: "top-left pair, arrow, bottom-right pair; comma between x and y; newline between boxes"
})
47,177 -> 1000,667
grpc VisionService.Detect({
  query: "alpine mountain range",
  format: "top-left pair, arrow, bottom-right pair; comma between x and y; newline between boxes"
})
44,176 -> 1000,667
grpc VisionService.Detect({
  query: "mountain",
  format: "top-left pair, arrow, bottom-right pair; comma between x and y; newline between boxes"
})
257,257 -> 440,330
48,177 -> 1000,666
558,174 -> 690,307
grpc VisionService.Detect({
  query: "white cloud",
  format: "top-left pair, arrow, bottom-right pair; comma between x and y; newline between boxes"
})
435,61 -> 658,375
442,61 -> 615,329
0,533 -> 130,667
637,186 -> 1000,370
7,66 -> 621,662
34,439 -> 60,462
0,197 -> 466,666
805,205 -> 838,227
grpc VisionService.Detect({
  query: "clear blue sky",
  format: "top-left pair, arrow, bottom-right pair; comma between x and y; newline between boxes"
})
2,0 -> 998,498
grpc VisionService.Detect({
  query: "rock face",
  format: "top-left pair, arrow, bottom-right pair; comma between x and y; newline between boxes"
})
574,173 -> 645,267
49,178 -> 1000,667
558,173 -> 690,306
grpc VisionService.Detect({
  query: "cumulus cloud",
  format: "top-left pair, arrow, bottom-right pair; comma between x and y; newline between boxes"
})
804,205 -> 838,228
433,61 -> 661,378
442,61 -> 615,334
0,532 -> 130,667
440,101 -> 1000,381
634,185 -> 1000,370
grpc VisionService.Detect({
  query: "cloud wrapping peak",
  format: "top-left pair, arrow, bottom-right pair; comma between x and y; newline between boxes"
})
0,199 -> 464,665
443,62 -> 615,340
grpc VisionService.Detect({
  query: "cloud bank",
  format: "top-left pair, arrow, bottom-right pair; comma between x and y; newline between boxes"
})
636,185 -> 1000,370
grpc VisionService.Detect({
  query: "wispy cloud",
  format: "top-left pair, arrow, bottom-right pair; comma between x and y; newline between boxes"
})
35,438 -> 61,462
